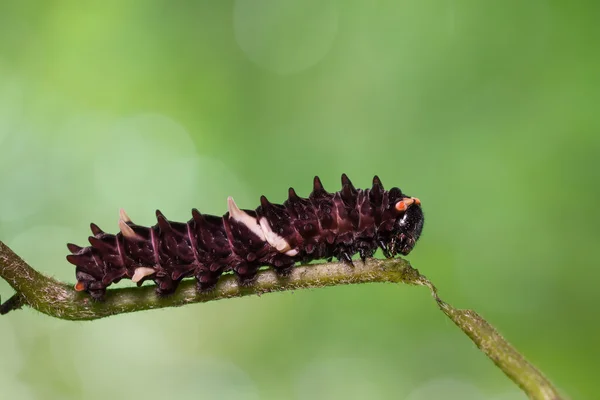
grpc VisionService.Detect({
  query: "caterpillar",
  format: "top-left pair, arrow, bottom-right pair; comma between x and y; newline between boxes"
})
66,174 -> 424,299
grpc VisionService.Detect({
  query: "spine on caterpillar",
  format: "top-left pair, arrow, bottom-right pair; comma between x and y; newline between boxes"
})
66,174 -> 424,299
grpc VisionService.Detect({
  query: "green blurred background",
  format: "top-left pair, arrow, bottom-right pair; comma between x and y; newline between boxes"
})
1,1 -> 598,399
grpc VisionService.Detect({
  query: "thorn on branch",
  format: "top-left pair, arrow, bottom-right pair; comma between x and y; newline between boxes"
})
0,293 -> 25,315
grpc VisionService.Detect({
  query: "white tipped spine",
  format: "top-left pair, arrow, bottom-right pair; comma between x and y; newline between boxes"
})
119,219 -> 138,240
227,196 -> 266,241
119,208 -> 132,223
132,267 -> 156,283
259,217 -> 293,253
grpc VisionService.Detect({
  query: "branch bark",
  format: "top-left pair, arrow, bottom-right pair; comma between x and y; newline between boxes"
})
0,240 -> 564,400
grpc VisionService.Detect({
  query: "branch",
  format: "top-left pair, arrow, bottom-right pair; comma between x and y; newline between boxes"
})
0,240 -> 564,400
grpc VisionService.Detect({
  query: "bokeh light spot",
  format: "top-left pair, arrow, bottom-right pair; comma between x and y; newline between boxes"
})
9,225 -> 81,280
406,378 -> 483,400
489,390 -> 528,400
0,74 -> 24,146
68,320 -> 260,400
0,136 -> 49,222
92,113 -> 201,216
294,357 -> 406,399
234,0 -> 338,75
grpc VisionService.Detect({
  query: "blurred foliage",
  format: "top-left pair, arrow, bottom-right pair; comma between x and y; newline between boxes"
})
0,1 -> 599,399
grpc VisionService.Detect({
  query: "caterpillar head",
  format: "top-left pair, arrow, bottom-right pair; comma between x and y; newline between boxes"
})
390,196 -> 424,256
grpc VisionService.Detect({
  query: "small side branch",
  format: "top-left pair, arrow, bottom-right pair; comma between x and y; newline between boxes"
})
0,240 -> 564,399
0,293 -> 24,315
416,277 -> 564,400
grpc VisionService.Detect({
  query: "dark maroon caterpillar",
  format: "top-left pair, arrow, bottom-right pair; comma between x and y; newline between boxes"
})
67,174 -> 424,299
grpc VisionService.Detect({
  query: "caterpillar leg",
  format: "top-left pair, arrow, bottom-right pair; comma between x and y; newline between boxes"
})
273,263 -> 295,277
355,237 -> 378,263
196,269 -> 225,292
358,246 -> 377,263
339,251 -> 355,267
234,263 -> 260,287
378,240 -> 392,259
